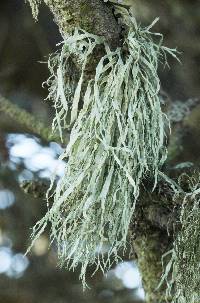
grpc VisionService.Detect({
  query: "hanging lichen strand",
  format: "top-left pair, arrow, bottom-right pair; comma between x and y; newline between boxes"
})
28,13 -> 177,286
26,0 -> 41,20
161,174 -> 200,303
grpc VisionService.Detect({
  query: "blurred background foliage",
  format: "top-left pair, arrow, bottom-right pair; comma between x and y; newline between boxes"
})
0,0 -> 199,302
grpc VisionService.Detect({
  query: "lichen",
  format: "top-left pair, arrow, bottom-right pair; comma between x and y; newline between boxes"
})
27,11 -> 178,287
160,173 -> 200,302
26,0 -> 42,20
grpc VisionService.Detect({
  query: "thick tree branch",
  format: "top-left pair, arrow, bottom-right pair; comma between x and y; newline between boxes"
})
43,0 -> 122,50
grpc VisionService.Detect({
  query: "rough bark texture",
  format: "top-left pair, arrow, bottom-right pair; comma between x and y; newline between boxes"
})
43,0 -> 123,87
44,0 -> 122,49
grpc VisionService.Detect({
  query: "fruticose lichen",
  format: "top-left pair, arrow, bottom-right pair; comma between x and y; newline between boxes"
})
160,173 -> 200,302
26,0 -> 41,20
27,10 -> 178,287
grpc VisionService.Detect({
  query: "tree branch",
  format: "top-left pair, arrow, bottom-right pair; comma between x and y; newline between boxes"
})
20,179 -> 180,233
0,94 -> 60,143
43,0 -> 122,49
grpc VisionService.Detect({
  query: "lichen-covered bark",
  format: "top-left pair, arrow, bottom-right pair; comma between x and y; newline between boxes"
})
131,192 -> 174,303
43,0 -> 122,49
43,0 -> 122,85
133,229 -> 171,303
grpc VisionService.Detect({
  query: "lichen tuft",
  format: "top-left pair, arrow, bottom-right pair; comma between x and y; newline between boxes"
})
27,11 -> 178,287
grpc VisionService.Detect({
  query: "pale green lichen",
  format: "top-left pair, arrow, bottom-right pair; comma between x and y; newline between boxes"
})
27,12 -> 178,287
160,173 -> 200,303
44,30 -> 103,141
26,0 -> 42,20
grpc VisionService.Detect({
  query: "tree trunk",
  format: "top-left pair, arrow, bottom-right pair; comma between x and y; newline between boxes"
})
133,229 -> 170,303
